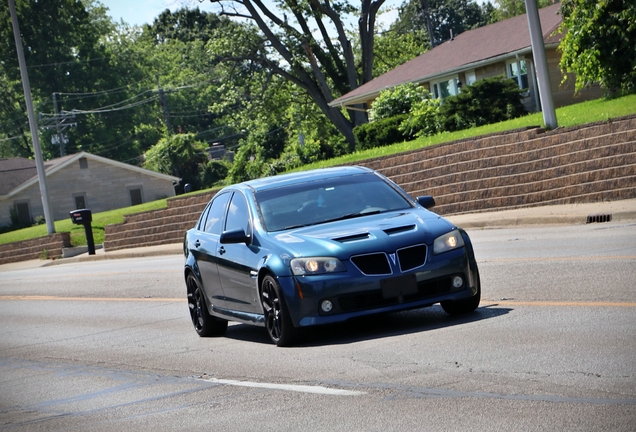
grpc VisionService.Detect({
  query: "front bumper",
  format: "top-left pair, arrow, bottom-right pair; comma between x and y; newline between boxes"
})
278,248 -> 479,327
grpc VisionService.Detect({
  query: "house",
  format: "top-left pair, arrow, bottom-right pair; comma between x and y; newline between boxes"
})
329,3 -> 603,114
0,152 -> 180,228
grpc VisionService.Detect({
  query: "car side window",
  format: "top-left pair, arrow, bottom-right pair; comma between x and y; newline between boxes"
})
204,192 -> 231,235
196,202 -> 212,231
225,192 -> 250,235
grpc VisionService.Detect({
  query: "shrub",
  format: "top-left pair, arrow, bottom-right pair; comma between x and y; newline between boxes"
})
353,114 -> 411,150
369,83 -> 432,121
439,77 -> 527,131
201,159 -> 231,187
399,97 -> 442,137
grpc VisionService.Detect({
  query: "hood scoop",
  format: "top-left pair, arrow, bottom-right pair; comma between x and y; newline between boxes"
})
383,224 -> 416,236
333,232 -> 371,243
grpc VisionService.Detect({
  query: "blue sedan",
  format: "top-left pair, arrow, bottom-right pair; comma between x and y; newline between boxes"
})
183,166 -> 480,346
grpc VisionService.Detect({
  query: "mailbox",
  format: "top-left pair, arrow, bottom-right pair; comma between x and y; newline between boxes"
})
70,208 -> 96,255
70,209 -> 92,224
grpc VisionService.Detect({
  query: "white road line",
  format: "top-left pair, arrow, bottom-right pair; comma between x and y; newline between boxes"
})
200,378 -> 365,396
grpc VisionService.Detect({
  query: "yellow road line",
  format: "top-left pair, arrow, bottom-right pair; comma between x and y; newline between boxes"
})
485,300 -> 636,307
479,255 -> 636,263
0,295 -> 184,302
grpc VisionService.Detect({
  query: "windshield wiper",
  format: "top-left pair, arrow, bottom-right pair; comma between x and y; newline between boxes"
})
283,222 -> 315,230
284,210 -> 382,230
322,210 -> 382,224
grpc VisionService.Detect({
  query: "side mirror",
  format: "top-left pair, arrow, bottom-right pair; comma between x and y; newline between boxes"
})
416,195 -> 436,209
220,228 -> 251,245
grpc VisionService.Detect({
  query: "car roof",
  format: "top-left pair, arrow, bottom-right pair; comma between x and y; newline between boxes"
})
235,166 -> 374,192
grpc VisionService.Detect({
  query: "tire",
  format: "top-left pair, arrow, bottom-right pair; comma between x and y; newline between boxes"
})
186,273 -> 228,337
440,271 -> 481,316
261,275 -> 298,347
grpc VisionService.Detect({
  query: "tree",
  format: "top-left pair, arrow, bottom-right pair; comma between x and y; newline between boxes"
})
143,133 -> 209,192
490,0 -> 553,21
390,0 -> 493,46
139,8 -> 243,142
558,0 -> 636,95
0,0 -> 154,161
372,28 -> 428,76
204,0 -> 390,150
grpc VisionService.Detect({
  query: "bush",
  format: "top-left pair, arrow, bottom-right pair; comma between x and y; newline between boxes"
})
201,159 -> 231,187
369,83 -> 432,121
399,97 -> 442,137
353,114 -> 411,151
439,77 -> 527,131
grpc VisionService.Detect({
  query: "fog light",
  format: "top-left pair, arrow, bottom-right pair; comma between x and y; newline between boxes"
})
453,276 -> 464,288
321,300 -> 333,313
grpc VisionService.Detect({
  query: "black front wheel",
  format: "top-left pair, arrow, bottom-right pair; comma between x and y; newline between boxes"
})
186,273 -> 228,337
261,275 -> 298,347
440,270 -> 481,315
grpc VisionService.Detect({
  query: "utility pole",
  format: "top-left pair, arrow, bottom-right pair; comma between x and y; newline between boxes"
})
157,76 -> 172,135
420,0 -> 437,47
53,93 -> 65,156
39,93 -> 76,157
525,0 -> 558,129
8,0 -> 55,235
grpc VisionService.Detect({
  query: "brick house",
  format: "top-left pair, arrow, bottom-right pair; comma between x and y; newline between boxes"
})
0,152 -> 180,228
329,3 -> 603,114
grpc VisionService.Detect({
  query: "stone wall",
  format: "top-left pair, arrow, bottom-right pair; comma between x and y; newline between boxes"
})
3,115 -> 635,259
0,232 -> 71,265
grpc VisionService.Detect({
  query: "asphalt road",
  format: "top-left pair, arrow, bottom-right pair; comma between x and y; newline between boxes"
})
0,223 -> 635,431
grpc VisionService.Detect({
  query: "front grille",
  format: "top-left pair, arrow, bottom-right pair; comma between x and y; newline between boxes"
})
397,244 -> 427,272
337,276 -> 455,312
350,253 -> 391,275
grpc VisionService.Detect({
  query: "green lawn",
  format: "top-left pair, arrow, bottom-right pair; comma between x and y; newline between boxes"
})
300,93 -> 636,170
1,93 -> 635,247
0,200 -> 168,247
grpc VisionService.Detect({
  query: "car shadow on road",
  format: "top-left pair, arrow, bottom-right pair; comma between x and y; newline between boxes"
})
223,304 -> 511,347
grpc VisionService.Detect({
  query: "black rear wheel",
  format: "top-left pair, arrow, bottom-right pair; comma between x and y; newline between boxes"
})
186,273 -> 228,337
261,275 -> 298,347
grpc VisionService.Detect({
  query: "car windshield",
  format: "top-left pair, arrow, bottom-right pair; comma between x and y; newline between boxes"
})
255,173 -> 412,232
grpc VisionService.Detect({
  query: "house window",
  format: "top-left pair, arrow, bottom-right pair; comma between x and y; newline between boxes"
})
129,187 -> 143,206
74,194 -> 87,210
507,59 -> 528,90
465,70 -> 476,86
14,201 -> 31,226
432,76 -> 459,100
79,157 -> 88,169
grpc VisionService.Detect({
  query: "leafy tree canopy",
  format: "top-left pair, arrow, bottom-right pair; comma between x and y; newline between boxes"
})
558,0 -> 636,95
143,133 -> 208,192
390,0 -> 494,46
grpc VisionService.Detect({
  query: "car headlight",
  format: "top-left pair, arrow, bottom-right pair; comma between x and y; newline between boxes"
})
433,230 -> 465,255
290,257 -> 346,275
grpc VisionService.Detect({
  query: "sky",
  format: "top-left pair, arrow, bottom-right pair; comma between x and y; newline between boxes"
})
102,0 -> 403,28
103,0 -> 214,27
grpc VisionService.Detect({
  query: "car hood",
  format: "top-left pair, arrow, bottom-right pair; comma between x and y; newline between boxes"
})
267,210 -> 454,258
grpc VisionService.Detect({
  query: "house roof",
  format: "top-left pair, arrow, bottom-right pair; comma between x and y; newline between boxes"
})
0,152 -> 180,199
330,2 -> 563,108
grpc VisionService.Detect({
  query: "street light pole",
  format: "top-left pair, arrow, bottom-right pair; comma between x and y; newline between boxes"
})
525,0 -> 558,129
8,0 -> 55,234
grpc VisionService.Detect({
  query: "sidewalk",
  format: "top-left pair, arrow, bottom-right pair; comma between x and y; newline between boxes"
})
2,199 -> 635,272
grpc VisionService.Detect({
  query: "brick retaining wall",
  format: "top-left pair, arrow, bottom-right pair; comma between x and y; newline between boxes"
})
102,115 -> 636,251
0,232 -> 71,265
